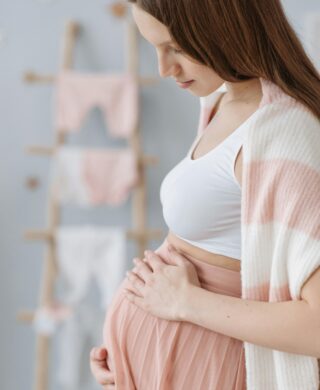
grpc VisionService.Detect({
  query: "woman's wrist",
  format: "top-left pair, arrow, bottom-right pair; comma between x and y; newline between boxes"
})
177,283 -> 200,322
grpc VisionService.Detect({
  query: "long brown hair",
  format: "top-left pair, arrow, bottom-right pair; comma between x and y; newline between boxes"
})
129,0 -> 320,120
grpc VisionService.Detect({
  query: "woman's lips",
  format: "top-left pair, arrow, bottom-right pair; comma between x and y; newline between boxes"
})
176,80 -> 194,89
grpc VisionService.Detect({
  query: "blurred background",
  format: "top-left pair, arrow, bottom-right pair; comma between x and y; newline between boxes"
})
1,1 -> 319,389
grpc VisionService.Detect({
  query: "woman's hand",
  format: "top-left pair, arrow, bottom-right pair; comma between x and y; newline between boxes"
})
90,346 -> 115,389
124,245 -> 201,321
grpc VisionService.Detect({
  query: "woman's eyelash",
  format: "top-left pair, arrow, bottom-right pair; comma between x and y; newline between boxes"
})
170,47 -> 183,54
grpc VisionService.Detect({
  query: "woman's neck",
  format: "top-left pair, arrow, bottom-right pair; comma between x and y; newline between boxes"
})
224,78 -> 262,103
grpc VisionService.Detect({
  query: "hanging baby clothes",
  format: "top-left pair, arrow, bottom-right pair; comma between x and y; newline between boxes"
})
52,147 -> 139,207
32,302 -> 72,336
54,70 -> 139,138
55,226 -> 127,310
83,148 -> 140,205
55,227 -> 127,390
56,303 -> 105,390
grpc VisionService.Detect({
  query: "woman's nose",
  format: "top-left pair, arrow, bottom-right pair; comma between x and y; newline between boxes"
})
158,56 -> 180,78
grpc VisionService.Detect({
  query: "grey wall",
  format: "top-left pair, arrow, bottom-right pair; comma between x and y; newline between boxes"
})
1,1 -> 319,389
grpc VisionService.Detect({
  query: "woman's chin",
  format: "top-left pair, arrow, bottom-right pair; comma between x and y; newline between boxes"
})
185,84 -> 219,97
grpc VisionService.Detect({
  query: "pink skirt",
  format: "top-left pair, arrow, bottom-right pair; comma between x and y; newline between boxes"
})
103,241 -> 246,390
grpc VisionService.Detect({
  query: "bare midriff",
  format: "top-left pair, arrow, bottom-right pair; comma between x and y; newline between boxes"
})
166,231 -> 241,272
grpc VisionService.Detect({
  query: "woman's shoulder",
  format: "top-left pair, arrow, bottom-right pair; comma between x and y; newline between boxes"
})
259,77 -> 319,125
245,98 -> 320,167
257,95 -> 319,134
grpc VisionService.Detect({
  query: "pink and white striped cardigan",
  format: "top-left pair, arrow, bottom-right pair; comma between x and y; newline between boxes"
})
198,77 -> 320,390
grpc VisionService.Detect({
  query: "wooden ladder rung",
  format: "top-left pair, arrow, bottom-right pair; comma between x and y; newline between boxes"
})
23,71 -> 159,86
127,229 -> 163,240
26,146 -> 55,155
25,230 -> 53,241
109,1 -> 128,18
140,155 -> 158,166
25,228 -> 163,242
26,146 -> 158,166
17,310 -> 35,323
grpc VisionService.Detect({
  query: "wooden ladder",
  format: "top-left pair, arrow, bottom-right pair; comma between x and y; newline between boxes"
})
18,5 -> 164,389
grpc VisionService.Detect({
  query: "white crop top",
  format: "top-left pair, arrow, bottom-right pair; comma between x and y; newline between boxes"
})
160,105 -> 246,260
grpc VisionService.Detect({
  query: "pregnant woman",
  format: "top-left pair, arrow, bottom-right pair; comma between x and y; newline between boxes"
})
90,0 -> 320,389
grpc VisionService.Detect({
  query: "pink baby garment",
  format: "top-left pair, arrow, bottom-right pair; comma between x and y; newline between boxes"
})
54,70 -> 139,138
83,148 -> 139,206
32,302 -> 72,336
56,226 -> 127,309
52,147 -> 139,207
55,226 -> 128,389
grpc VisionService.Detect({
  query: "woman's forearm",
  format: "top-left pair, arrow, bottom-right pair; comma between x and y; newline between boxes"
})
179,285 -> 320,357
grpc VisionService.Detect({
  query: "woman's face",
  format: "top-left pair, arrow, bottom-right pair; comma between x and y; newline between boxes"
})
132,5 -> 224,97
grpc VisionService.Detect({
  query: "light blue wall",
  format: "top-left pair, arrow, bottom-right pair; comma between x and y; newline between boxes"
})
0,1 -> 319,389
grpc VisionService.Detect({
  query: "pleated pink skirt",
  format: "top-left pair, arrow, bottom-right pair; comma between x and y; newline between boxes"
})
103,241 -> 246,390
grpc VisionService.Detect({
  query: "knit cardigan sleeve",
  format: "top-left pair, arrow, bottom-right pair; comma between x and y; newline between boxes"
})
197,78 -> 320,389
241,79 -> 320,390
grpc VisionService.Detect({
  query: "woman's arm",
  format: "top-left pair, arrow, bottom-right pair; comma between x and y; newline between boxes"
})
179,265 -> 320,357
126,248 -> 320,357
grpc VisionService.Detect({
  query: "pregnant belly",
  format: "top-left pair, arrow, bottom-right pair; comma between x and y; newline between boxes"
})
103,232 -> 244,389
166,231 -> 241,272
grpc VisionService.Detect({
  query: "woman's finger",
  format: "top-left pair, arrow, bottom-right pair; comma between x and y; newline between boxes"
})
125,271 -> 145,296
90,361 -> 115,385
124,290 -> 145,309
100,372 -> 116,386
167,245 -> 191,266
90,347 -> 115,385
144,250 -> 165,272
131,257 -> 153,281
90,359 -> 114,384
90,347 -> 107,362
